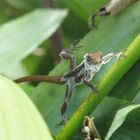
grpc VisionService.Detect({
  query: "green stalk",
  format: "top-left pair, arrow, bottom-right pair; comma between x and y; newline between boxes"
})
56,35 -> 140,140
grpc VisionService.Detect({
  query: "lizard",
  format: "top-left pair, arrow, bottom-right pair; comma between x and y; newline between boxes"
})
14,45 -> 125,124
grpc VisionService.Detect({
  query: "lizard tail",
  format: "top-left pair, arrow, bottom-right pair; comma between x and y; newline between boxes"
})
14,75 -> 65,85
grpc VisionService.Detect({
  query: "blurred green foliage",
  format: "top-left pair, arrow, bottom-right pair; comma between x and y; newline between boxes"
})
0,0 -> 91,76
0,0 -> 108,76
0,75 -> 54,140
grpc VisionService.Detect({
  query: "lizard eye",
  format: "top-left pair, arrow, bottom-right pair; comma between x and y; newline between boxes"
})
100,53 -> 103,58
87,55 -> 91,60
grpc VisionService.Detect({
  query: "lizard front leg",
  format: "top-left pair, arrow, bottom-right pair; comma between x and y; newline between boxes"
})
102,50 -> 125,64
60,51 -> 76,71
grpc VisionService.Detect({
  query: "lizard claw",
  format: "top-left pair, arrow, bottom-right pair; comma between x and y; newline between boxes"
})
88,13 -> 97,30
58,117 -> 69,126
116,48 -> 127,60
56,119 -> 67,126
91,85 -> 99,93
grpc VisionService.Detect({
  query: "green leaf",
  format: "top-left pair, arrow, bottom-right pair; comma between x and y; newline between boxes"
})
105,104 -> 140,140
0,75 -> 53,140
0,9 -> 67,73
92,97 -> 130,138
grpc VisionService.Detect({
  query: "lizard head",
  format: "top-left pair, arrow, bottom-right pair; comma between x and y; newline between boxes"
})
84,51 -> 103,65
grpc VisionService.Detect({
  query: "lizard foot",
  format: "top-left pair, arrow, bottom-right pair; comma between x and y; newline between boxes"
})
91,84 -> 99,93
116,48 -> 127,60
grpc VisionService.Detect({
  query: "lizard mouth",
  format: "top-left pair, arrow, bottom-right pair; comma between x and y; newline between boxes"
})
84,53 -> 102,65
88,60 -> 101,65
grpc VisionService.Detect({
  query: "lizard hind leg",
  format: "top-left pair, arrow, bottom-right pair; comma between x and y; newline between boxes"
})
60,81 -> 74,125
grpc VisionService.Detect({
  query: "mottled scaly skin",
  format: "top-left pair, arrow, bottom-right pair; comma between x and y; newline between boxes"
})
60,50 -> 124,124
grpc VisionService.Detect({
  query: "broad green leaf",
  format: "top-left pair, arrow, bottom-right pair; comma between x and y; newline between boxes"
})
92,97 -> 130,139
27,1 -> 140,139
0,9 -> 67,73
105,104 -> 140,140
0,75 -> 53,140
